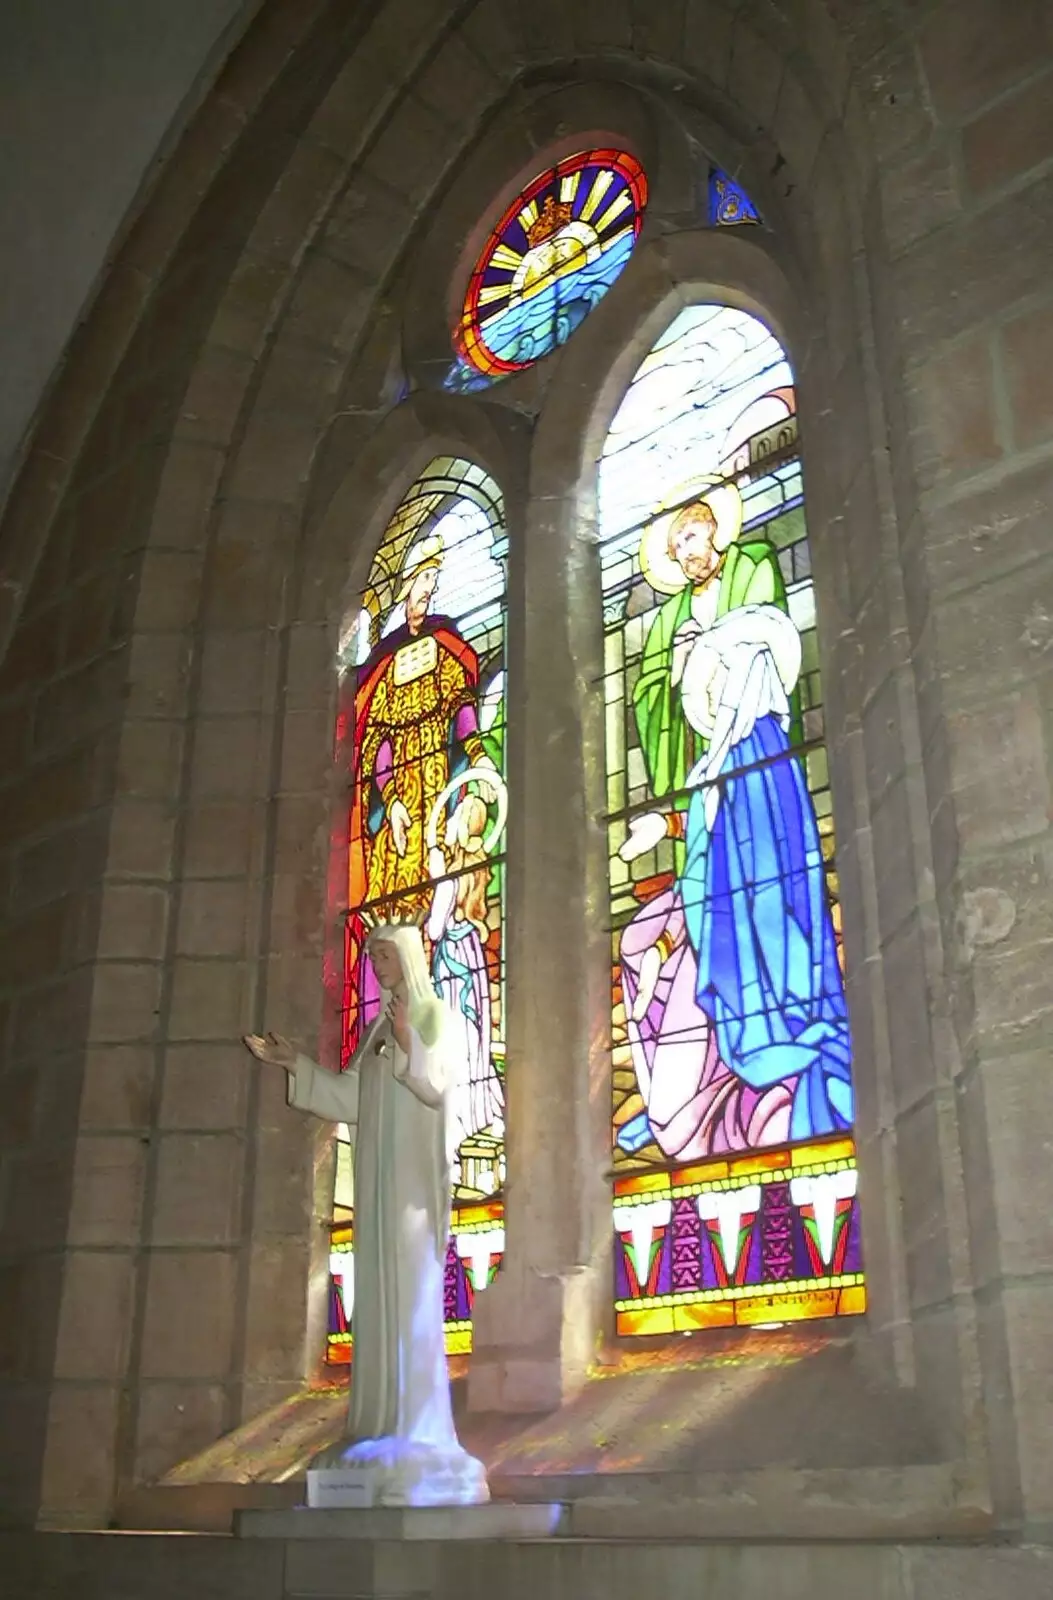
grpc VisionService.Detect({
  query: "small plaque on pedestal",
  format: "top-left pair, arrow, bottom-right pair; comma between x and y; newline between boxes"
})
306,1468 -> 375,1509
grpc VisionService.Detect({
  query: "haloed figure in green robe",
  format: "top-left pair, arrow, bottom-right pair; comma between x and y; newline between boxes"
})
617,481 -> 800,1162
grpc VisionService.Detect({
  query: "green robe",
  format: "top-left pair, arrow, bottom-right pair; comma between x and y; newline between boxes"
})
632,539 -> 797,815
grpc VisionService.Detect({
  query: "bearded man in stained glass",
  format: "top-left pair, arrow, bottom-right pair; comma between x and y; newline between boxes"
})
347,536 -> 493,1046
618,481 -> 802,1159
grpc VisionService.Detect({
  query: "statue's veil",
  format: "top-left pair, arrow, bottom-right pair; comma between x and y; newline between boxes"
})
368,923 -> 447,1048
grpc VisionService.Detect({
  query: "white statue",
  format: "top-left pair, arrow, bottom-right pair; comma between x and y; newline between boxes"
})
244,922 -> 489,1508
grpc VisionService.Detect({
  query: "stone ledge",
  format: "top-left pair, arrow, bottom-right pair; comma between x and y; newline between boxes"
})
236,1501 -> 567,1540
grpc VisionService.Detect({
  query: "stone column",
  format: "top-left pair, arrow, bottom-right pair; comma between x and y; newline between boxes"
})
468,482 -> 612,1414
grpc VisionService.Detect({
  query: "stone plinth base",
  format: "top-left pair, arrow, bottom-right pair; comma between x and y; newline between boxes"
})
235,1501 -> 567,1540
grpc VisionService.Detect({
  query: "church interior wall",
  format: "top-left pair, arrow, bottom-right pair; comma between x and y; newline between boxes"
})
0,0 -> 1051,1575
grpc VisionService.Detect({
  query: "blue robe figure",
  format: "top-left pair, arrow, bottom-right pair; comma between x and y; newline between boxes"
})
677,605 -> 853,1141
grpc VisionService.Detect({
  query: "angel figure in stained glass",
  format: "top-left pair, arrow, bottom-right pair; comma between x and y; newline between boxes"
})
426,783 -> 507,1181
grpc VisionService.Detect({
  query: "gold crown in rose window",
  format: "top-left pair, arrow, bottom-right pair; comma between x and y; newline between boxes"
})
526,195 -> 573,249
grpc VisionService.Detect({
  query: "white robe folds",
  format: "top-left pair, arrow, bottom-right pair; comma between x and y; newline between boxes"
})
288,1011 -> 488,1506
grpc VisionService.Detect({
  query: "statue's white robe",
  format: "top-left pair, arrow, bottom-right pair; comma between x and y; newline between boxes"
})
287,1012 -> 488,1506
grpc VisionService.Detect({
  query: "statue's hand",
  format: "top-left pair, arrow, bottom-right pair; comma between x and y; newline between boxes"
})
388,798 -> 411,857
386,994 -> 411,1054
243,1032 -> 297,1071
631,944 -> 663,1022
619,811 -> 667,862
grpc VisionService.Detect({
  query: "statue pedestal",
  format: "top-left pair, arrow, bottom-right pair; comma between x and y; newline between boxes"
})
235,1502 -> 567,1541
303,1437 -> 490,1509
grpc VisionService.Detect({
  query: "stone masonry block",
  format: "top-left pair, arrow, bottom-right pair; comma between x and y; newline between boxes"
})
202,527 -> 292,632
415,31 -> 494,130
247,140 -> 346,266
919,0 -> 1053,120
971,928 -> 1053,1055
88,962 -> 163,1045
727,17 -> 785,128
963,67 -> 1053,197
159,1043 -> 250,1131
879,911 -> 937,1115
181,800 -> 262,879
133,550 -> 205,633
922,454 -> 1053,601
79,1046 -> 155,1130
96,884 -> 170,961
278,709 -> 330,794
282,253 -> 376,358
175,344 -> 254,449
151,1132 -> 245,1246
936,555 -> 1053,709
106,799 -> 177,880
176,880 -> 250,959
147,439 -> 225,552
1002,299 -> 1053,450
961,1051 -> 1053,1280
224,414 -> 318,508
115,719 -> 185,801
67,1135 -> 146,1247
990,1280 -> 1053,1524
905,331 -> 1001,490
167,958 -> 247,1041
134,1381 -> 228,1485
241,1239 -> 310,1382
125,632 -> 192,720
54,1251 -> 134,1380
896,172 -> 1053,351
208,252 -> 290,361
894,1092 -> 955,1314
946,688 -> 1050,852
39,1384 -> 119,1523
250,1121 -> 314,1238
140,1250 -> 238,1379
189,718 -> 266,800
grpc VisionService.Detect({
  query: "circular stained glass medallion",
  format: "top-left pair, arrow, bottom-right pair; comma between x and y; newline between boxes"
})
451,147 -> 648,386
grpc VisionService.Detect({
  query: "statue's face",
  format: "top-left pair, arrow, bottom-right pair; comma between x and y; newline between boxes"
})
370,939 -> 403,990
405,565 -> 438,631
668,503 -> 720,583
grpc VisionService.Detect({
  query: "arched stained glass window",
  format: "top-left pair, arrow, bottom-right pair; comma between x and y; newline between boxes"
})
446,148 -> 647,391
328,456 -> 508,1364
599,306 -> 864,1336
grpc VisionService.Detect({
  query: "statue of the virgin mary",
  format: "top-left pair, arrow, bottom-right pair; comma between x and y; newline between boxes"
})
244,921 -> 489,1508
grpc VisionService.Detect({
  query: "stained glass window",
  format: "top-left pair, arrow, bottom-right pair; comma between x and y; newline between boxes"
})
447,148 -> 647,390
329,456 -> 508,1364
599,305 -> 863,1336
709,167 -> 761,227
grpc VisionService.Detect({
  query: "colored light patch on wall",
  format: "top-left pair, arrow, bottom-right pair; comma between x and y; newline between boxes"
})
450,147 -> 647,386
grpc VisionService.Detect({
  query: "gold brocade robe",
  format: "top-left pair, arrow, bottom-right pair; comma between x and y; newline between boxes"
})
358,628 -> 483,913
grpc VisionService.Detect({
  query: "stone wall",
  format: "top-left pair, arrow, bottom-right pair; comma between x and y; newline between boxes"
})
0,0 -> 1051,1547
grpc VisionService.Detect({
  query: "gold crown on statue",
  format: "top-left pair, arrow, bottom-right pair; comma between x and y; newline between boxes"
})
358,902 -> 427,931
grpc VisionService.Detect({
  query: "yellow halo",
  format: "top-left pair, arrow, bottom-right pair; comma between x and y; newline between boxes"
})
638,477 -> 744,595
